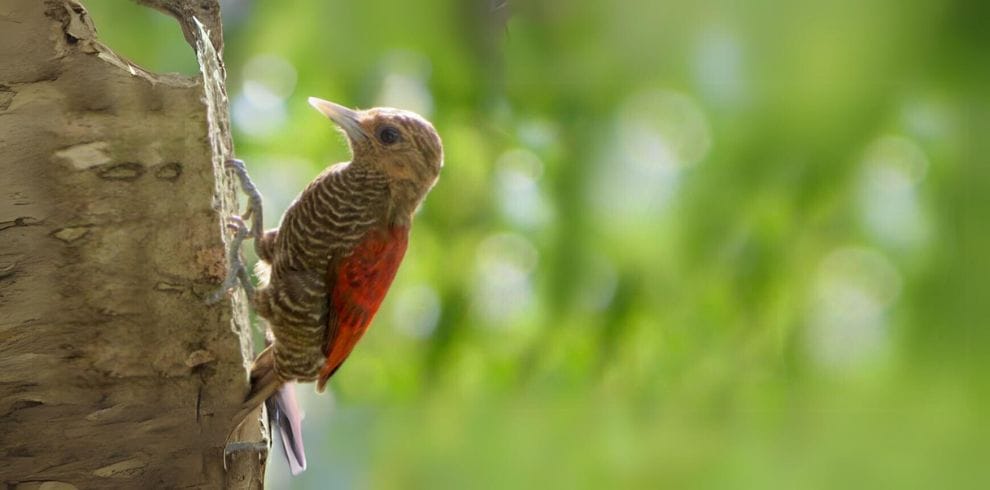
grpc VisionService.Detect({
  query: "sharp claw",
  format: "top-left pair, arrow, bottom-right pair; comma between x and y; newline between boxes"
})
225,441 -> 270,457
226,216 -> 248,236
225,158 -> 264,240
223,441 -> 269,471
207,214 -> 255,305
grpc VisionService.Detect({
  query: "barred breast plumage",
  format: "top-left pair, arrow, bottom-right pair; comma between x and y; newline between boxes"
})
254,164 -> 391,381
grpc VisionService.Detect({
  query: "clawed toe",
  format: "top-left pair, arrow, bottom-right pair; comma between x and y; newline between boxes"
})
224,441 -> 269,457
207,214 -> 255,304
225,158 -> 264,243
208,157 -> 263,305
227,216 -> 248,236
222,440 -> 269,471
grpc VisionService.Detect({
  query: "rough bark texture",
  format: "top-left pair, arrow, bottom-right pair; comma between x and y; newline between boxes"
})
0,0 -> 267,488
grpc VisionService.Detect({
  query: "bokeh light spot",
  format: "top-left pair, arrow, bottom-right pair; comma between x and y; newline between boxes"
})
232,54 -> 297,137
375,50 -> 434,117
693,26 -> 747,107
390,285 -> 442,339
858,135 -> 931,250
807,246 -> 902,372
243,54 -> 298,100
472,233 -> 539,328
494,148 -> 552,228
593,90 -> 712,224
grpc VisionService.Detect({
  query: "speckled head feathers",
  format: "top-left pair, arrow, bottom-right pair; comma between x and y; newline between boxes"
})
308,97 -> 443,217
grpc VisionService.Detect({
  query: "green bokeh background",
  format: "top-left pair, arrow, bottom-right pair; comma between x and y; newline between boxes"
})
85,1 -> 989,488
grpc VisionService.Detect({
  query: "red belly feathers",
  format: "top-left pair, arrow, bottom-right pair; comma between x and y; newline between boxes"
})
317,227 -> 409,390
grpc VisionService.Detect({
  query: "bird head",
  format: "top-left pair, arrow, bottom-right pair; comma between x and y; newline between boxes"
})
308,97 -> 443,218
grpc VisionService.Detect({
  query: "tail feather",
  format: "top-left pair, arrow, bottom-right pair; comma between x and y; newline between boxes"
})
231,345 -> 281,424
229,342 -> 308,475
267,382 -> 307,475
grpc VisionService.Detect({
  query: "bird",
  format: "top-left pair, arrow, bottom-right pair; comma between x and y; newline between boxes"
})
212,97 -> 443,473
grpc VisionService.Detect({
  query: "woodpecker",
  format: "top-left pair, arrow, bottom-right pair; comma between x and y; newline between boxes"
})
213,97 -> 443,473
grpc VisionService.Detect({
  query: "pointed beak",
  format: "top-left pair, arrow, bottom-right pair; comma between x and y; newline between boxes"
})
308,97 -> 367,141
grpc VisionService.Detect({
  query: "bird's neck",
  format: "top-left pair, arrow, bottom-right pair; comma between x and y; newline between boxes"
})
340,159 -> 420,229
387,204 -> 414,229
387,179 -> 428,227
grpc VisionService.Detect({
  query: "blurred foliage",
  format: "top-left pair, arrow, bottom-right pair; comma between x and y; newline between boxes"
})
85,0 -> 989,488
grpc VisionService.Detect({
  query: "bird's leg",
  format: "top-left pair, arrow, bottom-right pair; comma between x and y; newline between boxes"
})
208,216 -> 254,303
222,419 -> 270,471
226,158 -> 265,249
224,441 -> 269,461
208,159 -> 264,304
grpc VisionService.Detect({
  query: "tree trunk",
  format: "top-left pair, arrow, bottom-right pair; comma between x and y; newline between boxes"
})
0,0 -> 267,487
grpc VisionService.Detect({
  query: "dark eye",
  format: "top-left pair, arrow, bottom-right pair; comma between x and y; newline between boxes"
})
377,126 -> 401,145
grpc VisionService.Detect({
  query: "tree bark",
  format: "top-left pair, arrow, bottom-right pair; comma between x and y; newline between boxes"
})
0,0 -> 266,487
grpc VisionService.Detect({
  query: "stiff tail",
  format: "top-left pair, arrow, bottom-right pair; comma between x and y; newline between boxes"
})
231,344 -> 281,424
227,344 -> 308,474
267,382 -> 307,474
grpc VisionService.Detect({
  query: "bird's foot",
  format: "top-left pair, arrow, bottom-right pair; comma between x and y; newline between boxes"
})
224,440 -> 269,457
225,158 -> 264,244
208,215 -> 255,304
222,440 -> 270,471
